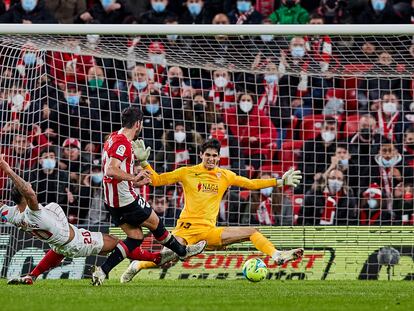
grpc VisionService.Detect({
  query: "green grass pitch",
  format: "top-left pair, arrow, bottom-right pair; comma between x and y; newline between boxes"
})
0,279 -> 412,311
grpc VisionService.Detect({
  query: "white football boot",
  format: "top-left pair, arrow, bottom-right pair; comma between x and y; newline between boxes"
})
120,260 -> 141,283
91,266 -> 106,286
7,275 -> 35,285
179,240 -> 207,261
274,248 -> 304,265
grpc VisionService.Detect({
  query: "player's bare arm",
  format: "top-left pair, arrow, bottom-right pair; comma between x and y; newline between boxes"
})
105,156 -> 150,184
0,153 -> 39,211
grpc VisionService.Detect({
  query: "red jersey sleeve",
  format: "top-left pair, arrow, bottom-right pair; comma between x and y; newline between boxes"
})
107,136 -> 131,162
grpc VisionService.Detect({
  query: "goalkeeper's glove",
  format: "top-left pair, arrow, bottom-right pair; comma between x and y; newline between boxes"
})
277,168 -> 302,188
131,139 -> 151,167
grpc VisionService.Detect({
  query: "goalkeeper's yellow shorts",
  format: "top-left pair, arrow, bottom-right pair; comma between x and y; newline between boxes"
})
172,221 -> 224,247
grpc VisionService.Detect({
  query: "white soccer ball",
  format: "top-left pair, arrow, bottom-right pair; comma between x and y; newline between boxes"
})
242,258 -> 268,282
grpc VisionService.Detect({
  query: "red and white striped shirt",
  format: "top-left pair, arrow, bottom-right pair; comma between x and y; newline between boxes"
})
102,131 -> 138,208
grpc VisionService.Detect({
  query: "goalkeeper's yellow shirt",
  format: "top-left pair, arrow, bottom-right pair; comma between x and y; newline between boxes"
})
145,163 -> 277,227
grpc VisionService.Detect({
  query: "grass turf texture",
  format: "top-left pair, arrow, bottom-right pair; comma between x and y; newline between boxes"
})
0,280 -> 412,311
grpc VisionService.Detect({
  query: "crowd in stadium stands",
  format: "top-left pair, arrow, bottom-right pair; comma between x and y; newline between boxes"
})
1,0 -> 414,227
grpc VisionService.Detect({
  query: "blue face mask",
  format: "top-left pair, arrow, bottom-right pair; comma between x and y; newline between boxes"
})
42,158 -> 56,170
23,52 -> 37,66
166,34 -> 178,41
67,94 -> 80,106
146,103 -> 160,115
101,0 -> 114,9
372,0 -> 385,11
188,3 -> 202,16
291,46 -> 305,58
264,74 -> 278,84
260,187 -> 274,197
339,159 -> 349,167
22,0 -> 37,12
237,1 -> 251,13
133,81 -> 147,91
91,172 -> 104,184
152,1 -> 166,13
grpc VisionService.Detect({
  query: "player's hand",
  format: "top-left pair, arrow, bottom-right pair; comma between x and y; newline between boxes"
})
279,168 -> 302,187
133,170 -> 151,186
0,154 -> 11,172
131,139 -> 151,167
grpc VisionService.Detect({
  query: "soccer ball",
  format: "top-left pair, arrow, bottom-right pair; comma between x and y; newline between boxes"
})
242,258 -> 268,282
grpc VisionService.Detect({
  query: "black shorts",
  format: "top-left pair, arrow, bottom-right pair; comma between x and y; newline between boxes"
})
106,196 -> 152,227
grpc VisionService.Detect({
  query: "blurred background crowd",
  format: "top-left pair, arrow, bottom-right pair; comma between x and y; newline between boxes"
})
1,0 -> 414,228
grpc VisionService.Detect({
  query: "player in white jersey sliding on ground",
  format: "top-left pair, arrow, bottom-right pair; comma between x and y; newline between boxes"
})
0,154 -> 178,285
91,107 -> 206,285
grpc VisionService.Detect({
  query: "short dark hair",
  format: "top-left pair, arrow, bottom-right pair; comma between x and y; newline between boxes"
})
310,12 -> 324,21
121,107 -> 143,128
39,146 -> 58,158
324,116 -> 337,126
11,186 -> 23,205
200,138 -> 221,154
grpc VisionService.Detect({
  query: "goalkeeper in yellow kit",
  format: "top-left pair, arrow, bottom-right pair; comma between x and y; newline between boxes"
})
120,138 -> 303,283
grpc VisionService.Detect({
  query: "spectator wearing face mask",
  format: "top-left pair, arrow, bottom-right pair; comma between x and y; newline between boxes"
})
126,64 -> 149,105
359,183 -> 386,225
225,93 -> 277,169
79,158 -> 109,225
150,190 -> 175,226
179,0 -> 213,24
183,94 -> 215,138
268,0 -> 309,25
48,38 -> 95,87
355,0 -> 399,24
376,92 -> 403,144
28,146 -> 72,216
141,89 -> 164,162
75,0 -> 132,24
249,171 -> 294,226
302,168 -> 357,225
139,0 -> 176,24
315,0 -> 350,24
146,41 -> 167,86
15,43 -> 45,85
208,69 -> 236,110
59,138 -> 90,184
324,143 -> 351,178
0,0 -> 57,23
155,122 -> 202,172
162,66 -> 191,128
299,117 -> 338,192
228,0 -> 263,24
348,115 -> 385,197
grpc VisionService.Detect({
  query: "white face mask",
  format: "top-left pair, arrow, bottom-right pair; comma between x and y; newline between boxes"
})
375,154 -> 402,168
382,102 -> 397,115
260,34 -> 274,42
328,179 -> 343,193
239,100 -> 253,113
11,94 -> 25,110
87,34 -> 100,45
214,76 -> 228,88
149,54 -> 165,65
260,187 -> 273,197
174,131 -> 186,143
321,131 -> 336,142
367,198 -> 378,209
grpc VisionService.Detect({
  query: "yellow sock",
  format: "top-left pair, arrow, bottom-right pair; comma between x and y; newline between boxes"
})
250,231 -> 277,257
137,261 -> 157,270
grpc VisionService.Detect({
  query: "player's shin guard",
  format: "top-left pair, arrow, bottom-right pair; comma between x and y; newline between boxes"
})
250,231 -> 277,257
30,250 -> 65,278
151,222 -> 187,257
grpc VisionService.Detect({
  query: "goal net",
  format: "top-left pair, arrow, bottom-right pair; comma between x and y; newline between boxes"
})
1,24 -> 414,281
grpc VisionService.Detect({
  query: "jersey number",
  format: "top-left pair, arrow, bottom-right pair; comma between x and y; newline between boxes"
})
180,222 -> 192,229
82,231 -> 92,244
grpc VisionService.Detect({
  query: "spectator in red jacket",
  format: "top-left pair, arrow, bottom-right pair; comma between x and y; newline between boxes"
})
225,92 -> 277,169
48,39 -> 95,87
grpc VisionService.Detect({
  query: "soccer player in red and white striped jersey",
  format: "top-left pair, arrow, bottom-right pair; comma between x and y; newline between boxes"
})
92,107 -> 206,285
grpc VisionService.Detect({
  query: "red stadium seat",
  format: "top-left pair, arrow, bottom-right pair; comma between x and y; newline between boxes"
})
340,114 -> 360,139
300,114 -> 342,141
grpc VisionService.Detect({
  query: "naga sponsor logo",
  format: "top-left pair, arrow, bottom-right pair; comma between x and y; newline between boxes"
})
197,182 -> 219,193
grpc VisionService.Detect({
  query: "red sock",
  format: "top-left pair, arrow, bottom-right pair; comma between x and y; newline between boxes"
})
128,247 -> 161,264
30,250 -> 65,278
